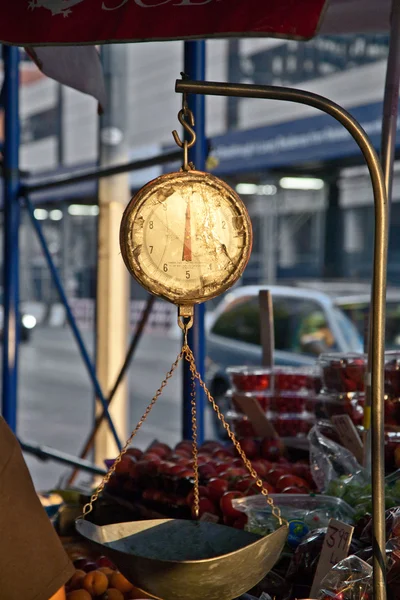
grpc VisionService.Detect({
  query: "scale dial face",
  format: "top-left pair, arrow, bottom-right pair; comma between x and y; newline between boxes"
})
120,170 -> 253,305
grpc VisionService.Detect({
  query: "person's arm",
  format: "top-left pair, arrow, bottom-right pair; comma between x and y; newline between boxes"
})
50,587 -> 66,600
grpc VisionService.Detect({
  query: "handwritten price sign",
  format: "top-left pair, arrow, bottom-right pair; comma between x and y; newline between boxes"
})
310,518 -> 354,597
331,414 -> 364,464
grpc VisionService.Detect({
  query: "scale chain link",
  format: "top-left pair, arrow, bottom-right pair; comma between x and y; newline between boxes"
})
190,365 -> 200,519
81,349 -> 185,518
183,345 -> 287,528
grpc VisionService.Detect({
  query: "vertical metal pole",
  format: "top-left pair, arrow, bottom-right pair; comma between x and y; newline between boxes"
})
95,45 -> 130,466
364,0 -> 400,485
182,41 -> 206,443
56,83 -> 64,167
366,4 -> 400,595
381,0 -> 400,208
175,77 -> 388,600
1,46 -> 20,431
323,175 -> 343,278
226,40 -> 240,130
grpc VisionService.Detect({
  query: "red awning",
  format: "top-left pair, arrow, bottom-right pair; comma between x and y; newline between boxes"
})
6,1 -> 392,111
1,1 -> 393,46
2,1 -> 329,45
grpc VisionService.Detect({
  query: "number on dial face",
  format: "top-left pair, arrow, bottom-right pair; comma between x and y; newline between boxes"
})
133,188 -> 244,292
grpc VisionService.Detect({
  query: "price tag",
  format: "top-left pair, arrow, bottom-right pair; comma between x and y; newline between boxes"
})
233,393 -> 278,439
310,519 -> 354,598
331,414 -> 364,464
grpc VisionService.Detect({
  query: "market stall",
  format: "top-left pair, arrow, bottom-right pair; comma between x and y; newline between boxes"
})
1,1 -> 399,600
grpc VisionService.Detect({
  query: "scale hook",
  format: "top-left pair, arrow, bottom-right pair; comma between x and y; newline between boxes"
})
172,108 -> 197,150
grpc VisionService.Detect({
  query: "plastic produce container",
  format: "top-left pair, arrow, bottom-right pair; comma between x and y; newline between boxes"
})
227,366 -> 274,393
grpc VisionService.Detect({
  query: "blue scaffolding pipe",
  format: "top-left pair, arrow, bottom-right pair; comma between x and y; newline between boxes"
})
2,47 -> 20,432
182,41 -> 206,444
24,196 -> 122,451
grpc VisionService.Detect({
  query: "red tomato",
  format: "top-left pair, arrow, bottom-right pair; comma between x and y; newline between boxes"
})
206,478 -> 229,502
114,455 -> 136,477
251,459 -> 271,478
143,452 -> 163,463
238,438 -> 259,459
175,440 -> 193,453
260,438 -> 284,461
125,447 -> 143,460
220,491 -> 244,519
215,462 -> 230,474
198,463 -> 218,480
276,474 -> 309,493
225,467 -> 248,479
200,441 -> 222,454
213,449 -> 235,461
193,496 -> 218,519
266,467 -> 291,486
281,486 -> 308,495
232,514 -> 248,529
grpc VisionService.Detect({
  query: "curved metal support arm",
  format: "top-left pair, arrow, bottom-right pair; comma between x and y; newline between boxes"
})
175,78 -> 388,600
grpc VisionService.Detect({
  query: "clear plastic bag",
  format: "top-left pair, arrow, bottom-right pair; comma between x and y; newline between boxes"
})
387,537 -> 400,599
285,529 -> 364,599
360,507 -> 400,544
250,570 -> 289,600
231,494 -> 355,548
308,421 -> 367,495
317,556 -> 372,599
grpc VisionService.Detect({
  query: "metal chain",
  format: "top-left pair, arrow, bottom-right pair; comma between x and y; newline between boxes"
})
190,357 -> 200,519
80,321 -> 285,528
80,349 -> 185,518
183,346 -> 287,528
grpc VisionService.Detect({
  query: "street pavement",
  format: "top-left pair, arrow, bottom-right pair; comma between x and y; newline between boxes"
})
12,326 -> 213,491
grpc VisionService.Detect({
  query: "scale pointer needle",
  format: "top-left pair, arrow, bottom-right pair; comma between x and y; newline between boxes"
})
182,196 -> 192,262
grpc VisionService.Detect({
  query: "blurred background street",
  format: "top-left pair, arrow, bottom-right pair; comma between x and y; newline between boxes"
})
14,327 -> 204,490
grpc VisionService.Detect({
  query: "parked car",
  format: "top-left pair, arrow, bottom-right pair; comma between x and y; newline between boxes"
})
205,283 -> 396,436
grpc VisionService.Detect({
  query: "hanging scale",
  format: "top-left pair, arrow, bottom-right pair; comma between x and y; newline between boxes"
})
77,87 -> 288,600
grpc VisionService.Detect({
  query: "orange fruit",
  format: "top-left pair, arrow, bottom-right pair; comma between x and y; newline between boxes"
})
109,572 -> 134,593
66,591 -> 92,600
98,566 -> 115,580
82,570 -> 109,596
67,570 -> 86,591
100,589 -> 124,600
